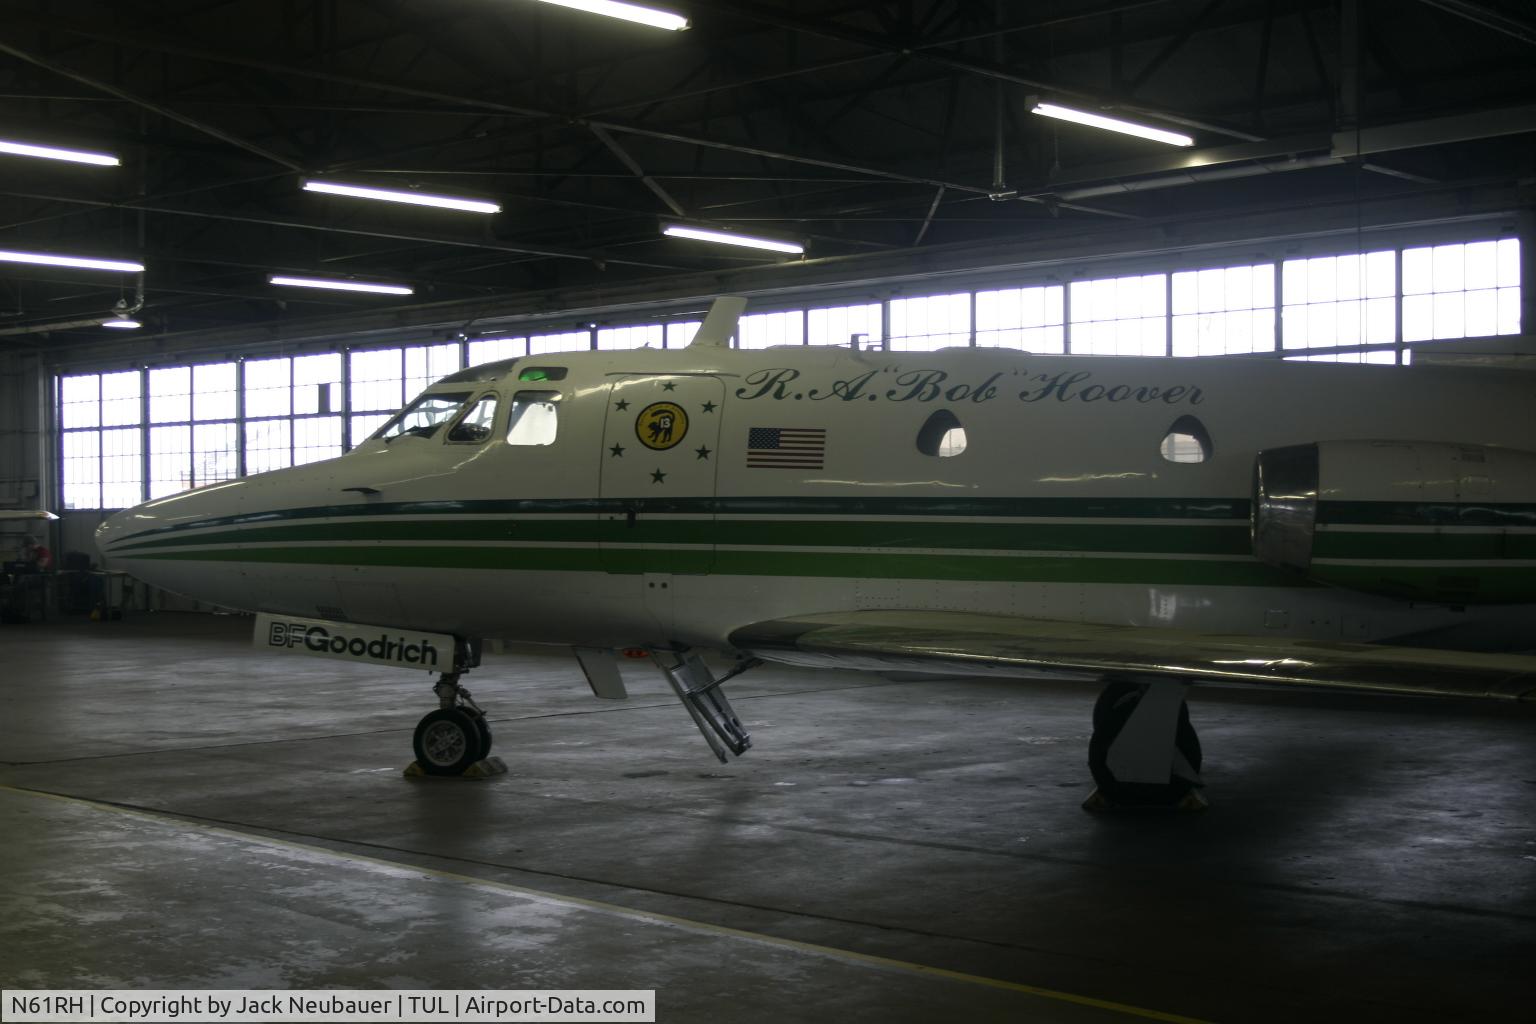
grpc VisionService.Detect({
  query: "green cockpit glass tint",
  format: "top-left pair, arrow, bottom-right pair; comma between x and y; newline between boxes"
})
517,367 -> 569,382
507,390 -> 562,446
446,394 -> 499,444
374,391 -> 473,442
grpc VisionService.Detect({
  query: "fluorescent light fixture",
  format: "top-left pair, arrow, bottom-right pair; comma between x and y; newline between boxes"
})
0,249 -> 143,273
101,318 -> 141,329
269,274 -> 414,296
0,138 -> 120,166
1030,102 -> 1194,147
662,224 -> 804,255
302,179 -> 501,214
531,0 -> 689,30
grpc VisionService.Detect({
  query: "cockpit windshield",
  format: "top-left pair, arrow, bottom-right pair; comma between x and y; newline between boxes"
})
372,391 -> 472,442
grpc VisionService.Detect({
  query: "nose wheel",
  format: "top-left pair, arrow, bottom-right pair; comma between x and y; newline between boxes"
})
412,706 -> 492,774
409,661 -> 501,777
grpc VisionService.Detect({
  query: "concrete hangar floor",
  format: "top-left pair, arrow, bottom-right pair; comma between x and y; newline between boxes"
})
1,613 -> 1531,1024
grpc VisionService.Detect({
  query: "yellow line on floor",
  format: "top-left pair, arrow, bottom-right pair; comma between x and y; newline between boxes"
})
1,783 -> 1212,1024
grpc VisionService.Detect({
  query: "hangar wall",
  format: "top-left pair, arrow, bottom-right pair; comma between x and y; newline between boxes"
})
0,351 -> 49,558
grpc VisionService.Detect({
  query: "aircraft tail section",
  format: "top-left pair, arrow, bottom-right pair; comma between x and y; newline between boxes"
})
688,295 -> 748,348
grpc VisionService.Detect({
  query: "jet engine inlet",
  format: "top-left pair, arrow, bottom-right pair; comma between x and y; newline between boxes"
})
1251,443 -> 1320,573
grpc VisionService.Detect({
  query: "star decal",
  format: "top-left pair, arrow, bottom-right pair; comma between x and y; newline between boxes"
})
695,446 -> 712,460
614,399 -> 630,411
609,444 -> 625,457
700,401 -> 716,413
650,468 -> 667,484
661,381 -> 677,391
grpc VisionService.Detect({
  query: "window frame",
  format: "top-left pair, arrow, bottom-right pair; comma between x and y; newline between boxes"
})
445,392 -> 502,445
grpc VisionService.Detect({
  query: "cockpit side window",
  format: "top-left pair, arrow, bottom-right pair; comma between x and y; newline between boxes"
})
446,394 -> 499,444
373,391 -> 473,442
507,390 -> 561,446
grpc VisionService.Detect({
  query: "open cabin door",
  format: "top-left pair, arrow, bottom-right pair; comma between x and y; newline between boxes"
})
599,375 -> 724,578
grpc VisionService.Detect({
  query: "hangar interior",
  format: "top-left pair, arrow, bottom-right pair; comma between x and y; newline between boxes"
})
2,2 -> 1535,1022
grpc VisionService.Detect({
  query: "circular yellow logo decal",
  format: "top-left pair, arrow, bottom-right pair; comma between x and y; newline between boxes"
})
636,401 -> 688,450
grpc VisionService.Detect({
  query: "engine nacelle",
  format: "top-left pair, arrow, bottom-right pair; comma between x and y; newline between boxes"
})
1252,441 -> 1536,604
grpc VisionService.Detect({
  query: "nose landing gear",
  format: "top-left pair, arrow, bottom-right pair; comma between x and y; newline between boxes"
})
406,638 -> 505,778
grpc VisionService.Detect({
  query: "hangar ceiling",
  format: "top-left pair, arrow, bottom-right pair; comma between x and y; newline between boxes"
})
0,0 -> 1533,355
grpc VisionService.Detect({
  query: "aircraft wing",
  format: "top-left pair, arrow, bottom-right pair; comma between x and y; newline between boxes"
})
729,610 -> 1536,702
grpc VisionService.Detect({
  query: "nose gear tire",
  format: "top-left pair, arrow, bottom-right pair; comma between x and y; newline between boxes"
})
413,707 -> 482,776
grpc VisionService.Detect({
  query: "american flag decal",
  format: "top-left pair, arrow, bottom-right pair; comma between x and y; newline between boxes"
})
746,426 -> 826,469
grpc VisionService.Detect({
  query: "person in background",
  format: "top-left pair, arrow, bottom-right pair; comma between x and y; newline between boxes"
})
21,534 -> 52,571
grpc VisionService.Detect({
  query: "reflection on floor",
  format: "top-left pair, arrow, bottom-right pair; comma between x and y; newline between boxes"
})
2,613 -> 1533,1023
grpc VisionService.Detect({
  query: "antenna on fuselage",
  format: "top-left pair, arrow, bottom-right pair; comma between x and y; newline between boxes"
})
687,295 -> 748,348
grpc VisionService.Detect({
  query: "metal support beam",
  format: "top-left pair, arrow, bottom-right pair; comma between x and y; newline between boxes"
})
1252,0 -> 1276,129
1417,0 -> 1536,47
914,186 -> 945,246
1339,0 -> 1361,133
691,0 -> 1264,142
0,190 -> 683,270
1331,104 -> 1536,158
0,39 -> 303,171
588,125 -> 689,217
1124,0 -> 1222,96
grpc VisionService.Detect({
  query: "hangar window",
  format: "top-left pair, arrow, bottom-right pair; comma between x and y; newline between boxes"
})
507,391 -> 562,446
59,371 -> 144,510
349,345 -> 458,447
917,409 -> 967,458
808,303 -> 881,347
145,363 -> 238,499
597,325 -> 663,350
889,292 -> 971,350
666,321 -> 702,347
468,336 -> 526,365
1172,263 -> 1276,356
529,330 -> 591,354
1402,239 -> 1521,341
738,310 -> 805,348
1159,416 -> 1212,464
1069,274 -> 1167,355
1281,250 -> 1396,349
976,285 -> 1065,352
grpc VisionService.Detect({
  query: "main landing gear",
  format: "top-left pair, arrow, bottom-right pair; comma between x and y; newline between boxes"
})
1084,677 -> 1207,811
408,638 -> 504,778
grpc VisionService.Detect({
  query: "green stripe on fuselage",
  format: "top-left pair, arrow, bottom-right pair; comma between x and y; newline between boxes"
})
106,494 -> 1253,546
119,543 -> 1308,586
1318,500 -> 1536,528
1313,531 -> 1536,560
109,517 -> 1255,556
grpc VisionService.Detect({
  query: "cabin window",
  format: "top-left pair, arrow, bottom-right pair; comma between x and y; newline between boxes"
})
507,390 -> 561,446
446,394 -> 498,444
373,391 -> 472,442
1159,415 -> 1212,464
916,409 -> 967,458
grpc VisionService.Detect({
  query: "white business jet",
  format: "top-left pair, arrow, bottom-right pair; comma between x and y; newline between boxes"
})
96,298 -> 1536,806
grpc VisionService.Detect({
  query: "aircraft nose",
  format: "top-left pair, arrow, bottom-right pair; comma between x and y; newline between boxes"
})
95,501 -> 165,565
95,479 -> 243,566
